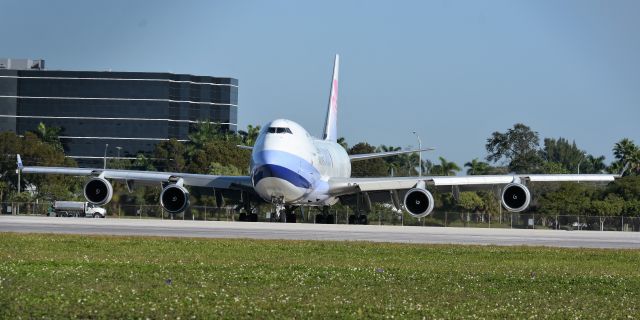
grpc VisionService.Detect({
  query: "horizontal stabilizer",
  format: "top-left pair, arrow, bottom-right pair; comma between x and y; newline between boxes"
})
349,147 -> 435,162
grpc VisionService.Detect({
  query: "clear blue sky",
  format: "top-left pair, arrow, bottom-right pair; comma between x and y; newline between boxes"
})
2,0 -> 638,169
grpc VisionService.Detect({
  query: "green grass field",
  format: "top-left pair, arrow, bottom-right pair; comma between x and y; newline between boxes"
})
0,233 -> 639,319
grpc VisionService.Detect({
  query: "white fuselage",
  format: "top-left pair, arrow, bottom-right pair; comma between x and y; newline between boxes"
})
250,119 -> 350,206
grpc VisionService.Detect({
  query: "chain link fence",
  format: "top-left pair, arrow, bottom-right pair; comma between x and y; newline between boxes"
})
2,202 -> 639,232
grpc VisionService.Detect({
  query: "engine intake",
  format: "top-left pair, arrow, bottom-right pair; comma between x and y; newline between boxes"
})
501,183 -> 531,212
83,177 -> 113,205
160,184 -> 190,213
403,188 -> 435,218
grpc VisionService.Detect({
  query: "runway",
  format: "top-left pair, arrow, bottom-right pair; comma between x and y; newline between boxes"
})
1,215 -> 639,249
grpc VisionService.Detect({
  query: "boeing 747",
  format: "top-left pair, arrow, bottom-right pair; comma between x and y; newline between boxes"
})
18,55 -> 619,223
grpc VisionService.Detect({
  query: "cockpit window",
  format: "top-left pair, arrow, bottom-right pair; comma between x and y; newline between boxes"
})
267,127 -> 292,134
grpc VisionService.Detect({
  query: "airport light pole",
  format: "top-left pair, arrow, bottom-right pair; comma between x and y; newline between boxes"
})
577,152 -> 585,174
412,131 -> 422,177
103,144 -> 109,169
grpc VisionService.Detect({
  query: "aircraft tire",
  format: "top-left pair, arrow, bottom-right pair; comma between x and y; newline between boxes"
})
325,214 -> 335,224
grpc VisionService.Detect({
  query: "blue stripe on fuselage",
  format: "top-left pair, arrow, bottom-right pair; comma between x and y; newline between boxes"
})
253,164 -> 311,189
251,150 -> 318,189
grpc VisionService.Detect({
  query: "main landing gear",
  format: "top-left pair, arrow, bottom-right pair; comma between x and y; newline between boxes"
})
348,213 -> 368,225
237,201 -> 258,222
315,206 -> 335,224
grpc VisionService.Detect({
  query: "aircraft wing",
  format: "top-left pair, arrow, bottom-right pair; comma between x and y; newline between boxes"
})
328,174 -> 619,195
21,166 -> 253,190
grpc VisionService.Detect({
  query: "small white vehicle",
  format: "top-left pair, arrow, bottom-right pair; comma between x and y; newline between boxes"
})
50,201 -> 106,218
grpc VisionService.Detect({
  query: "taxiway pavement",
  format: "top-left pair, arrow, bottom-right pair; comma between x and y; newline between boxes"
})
1,216 -> 639,249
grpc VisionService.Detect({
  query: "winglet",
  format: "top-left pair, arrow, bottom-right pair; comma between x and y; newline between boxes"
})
322,54 -> 339,142
619,162 -> 630,177
17,154 -> 23,171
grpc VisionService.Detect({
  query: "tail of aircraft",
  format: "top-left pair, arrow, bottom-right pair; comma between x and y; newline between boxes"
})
322,54 -> 339,141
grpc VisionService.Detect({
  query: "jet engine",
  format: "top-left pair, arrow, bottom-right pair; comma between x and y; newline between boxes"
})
501,183 -> 531,212
160,184 -> 190,213
83,177 -> 113,205
403,187 -> 435,218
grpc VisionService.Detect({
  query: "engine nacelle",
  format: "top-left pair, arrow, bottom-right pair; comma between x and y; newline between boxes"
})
160,184 -> 190,213
83,177 -> 113,205
403,188 -> 435,218
501,183 -> 531,212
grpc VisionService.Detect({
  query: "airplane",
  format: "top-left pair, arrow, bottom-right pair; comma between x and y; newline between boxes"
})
17,55 -> 620,224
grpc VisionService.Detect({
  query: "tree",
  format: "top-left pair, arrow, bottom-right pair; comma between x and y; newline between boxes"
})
0,131 -> 81,202
337,137 -> 349,150
33,122 -> 64,152
209,162 -> 243,176
541,162 -> 570,174
378,145 -> 421,176
457,191 -> 486,223
541,138 -> 587,172
584,155 -> 606,174
605,176 -> 640,202
590,194 -> 624,231
464,158 -> 490,175
485,123 -> 543,173
431,157 -> 460,176
242,124 -> 261,146
188,121 -> 221,150
612,138 -> 640,176
537,182 -> 594,216
349,143 -> 388,177
132,154 -> 156,171
154,139 -> 186,172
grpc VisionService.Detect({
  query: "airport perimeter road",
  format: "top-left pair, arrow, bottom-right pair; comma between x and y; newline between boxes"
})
1,216 -> 639,249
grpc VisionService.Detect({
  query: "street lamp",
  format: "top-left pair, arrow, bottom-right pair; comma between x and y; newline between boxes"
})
412,131 -> 422,177
103,144 -> 109,169
116,146 -> 122,159
577,153 -> 586,175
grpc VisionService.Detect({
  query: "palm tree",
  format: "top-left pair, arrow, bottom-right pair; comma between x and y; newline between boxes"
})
34,122 -> 63,151
378,145 -> 401,176
464,158 -> 490,175
243,124 -> 261,146
585,155 -> 606,174
433,157 -> 461,176
613,138 -> 636,162
337,137 -> 349,150
188,121 -> 219,149
613,138 -> 640,175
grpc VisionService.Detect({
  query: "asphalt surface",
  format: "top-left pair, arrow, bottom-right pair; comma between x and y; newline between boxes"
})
1,215 -> 639,249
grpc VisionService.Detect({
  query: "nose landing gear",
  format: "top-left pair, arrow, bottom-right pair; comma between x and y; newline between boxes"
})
270,197 -> 298,223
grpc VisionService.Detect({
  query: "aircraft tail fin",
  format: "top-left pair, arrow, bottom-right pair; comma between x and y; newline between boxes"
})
322,54 -> 339,141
